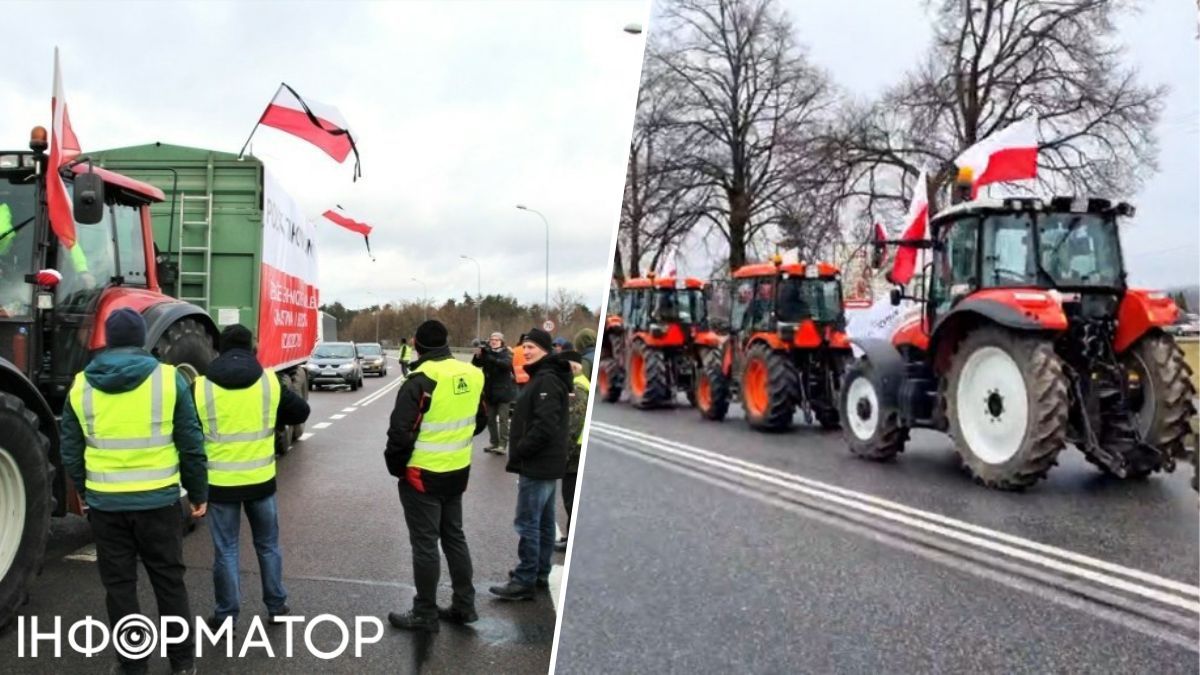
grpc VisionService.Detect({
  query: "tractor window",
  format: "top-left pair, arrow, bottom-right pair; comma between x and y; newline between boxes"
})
621,290 -> 636,325
57,216 -> 117,313
655,288 -> 679,322
731,280 -> 754,332
686,289 -> 706,326
981,213 -> 1037,288
1037,213 -> 1122,287
750,278 -> 775,331
608,286 -> 621,317
779,278 -> 842,323
111,204 -> 147,287
0,179 -> 37,319
932,217 -> 979,314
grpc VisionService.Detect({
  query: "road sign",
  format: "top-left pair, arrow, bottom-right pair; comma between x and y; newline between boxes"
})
543,320 -> 555,333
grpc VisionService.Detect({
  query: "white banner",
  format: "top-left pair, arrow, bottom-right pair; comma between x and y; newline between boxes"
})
844,298 -> 922,345
259,169 -> 319,369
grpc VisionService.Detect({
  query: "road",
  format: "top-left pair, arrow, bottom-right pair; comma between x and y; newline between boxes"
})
556,397 -> 1200,674
0,356 -> 563,674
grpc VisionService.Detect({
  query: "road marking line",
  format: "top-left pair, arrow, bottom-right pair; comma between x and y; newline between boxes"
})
65,543 -> 96,562
361,377 -> 405,407
313,422 -> 332,430
342,407 -> 357,412
298,432 -> 314,441
549,564 -> 564,614
591,423 -> 1200,613
330,414 -> 345,420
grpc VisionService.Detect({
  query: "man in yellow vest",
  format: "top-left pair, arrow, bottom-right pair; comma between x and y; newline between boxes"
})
195,324 -> 311,631
556,350 -> 590,552
384,320 -> 486,632
60,308 -> 208,675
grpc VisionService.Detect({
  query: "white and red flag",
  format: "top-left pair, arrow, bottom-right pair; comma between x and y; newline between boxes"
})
47,48 -> 82,249
955,115 -> 1039,198
322,206 -> 375,260
243,83 -> 361,180
887,168 -> 929,286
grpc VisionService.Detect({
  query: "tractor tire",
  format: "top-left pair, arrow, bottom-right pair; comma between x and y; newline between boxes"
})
947,327 -> 1068,490
815,407 -> 841,430
597,357 -> 622,403
814,352 -> 848,430
840,358 -> 908,460
0,392 -> 53,631
740,343 -> 795,431
628,341 -> 671,409
1107,332 -> 1200,479
154,318 -> 216,382
696,350 -> 730,422
275,373 -> 294,457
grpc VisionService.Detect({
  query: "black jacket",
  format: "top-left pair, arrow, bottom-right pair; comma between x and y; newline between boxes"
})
472,345 -> 518,404
506,353 -> 572,479
202,348 -> 311,503
384,347 -> 488,495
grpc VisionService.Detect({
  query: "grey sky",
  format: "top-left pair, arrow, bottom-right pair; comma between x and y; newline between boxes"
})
0,1 -> 648,309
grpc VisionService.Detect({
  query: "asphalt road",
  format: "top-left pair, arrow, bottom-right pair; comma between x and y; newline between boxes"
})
555,395 -> 1200,674
0,356 -> 563,674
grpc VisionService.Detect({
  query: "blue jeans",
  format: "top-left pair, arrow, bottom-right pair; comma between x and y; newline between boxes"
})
513,476 -> 556,587
208,495 -> 287,620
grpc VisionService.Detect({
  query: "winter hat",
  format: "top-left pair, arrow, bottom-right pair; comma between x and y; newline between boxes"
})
562,350 -> 583,365
106,308 -> 146,348
220,324 -> 253,353
521,327 -> 553,354
415,320 -> 449,352
552,337 -> 574,351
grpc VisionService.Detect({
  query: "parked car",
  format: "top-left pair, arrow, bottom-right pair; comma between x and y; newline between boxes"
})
358,342 -> 388,376
306,341 -> 365,391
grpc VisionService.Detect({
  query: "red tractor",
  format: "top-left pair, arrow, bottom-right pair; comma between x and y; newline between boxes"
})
597,281 -> 624,402
696,260 -> 852,431
840,192 -> 1197,490
0,128 -> 218,626
597,275 -> 713,408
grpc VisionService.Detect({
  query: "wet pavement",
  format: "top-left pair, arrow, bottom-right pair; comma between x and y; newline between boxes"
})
0,357 -> 561,674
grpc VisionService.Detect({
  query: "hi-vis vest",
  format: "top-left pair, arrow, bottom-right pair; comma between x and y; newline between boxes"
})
195,373 -> 282,487
69,364 -> 180,494
573,374 -> 590,445
410,358 -> 484,473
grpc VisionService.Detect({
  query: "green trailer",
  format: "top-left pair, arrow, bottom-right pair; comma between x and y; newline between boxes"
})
91,142 -> 315,449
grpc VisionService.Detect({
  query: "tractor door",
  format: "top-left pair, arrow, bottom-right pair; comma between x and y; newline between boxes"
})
928,215 -> 981,327
0,172 -> 39,376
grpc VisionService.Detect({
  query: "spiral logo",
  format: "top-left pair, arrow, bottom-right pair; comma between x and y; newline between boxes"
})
113,614 -> 158,660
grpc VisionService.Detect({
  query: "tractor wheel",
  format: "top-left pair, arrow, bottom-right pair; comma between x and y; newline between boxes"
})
696,350 -> 730,421
815,407 -> 841,430
815,352 -> 848,430
1106,332 -> 1199,479
840,358 -> 908,460
597,357 -> 623,403
740,343 -> 795,431
154,318 -> 216,382
0,392 -> 53,631
947,327 -> 1068,490
275,373 -> 294,456
628,341 -> 671,408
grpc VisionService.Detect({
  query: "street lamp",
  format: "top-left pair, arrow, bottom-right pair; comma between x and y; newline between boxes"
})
460,255 -> 482,341
516,204 -> 550,320
623,22 -> 643,34
409,277 -> 428,321
364,291 -> 383,343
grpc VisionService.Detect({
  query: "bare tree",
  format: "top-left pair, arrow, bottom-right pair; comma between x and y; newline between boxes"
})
830,0 -> 1165,223
651,0 -> 836,270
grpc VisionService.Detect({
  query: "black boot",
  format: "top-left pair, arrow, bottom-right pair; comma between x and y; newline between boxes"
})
437,606 -> 480,624
388,610 -> 440,633
488,580 -> 535,600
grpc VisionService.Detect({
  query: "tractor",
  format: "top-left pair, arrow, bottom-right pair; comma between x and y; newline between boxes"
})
840,186 -> 1198,490
597,275 -> 712,408
0,127 -> 220,627
696,260 -> 852,431
597,281 -> 624,402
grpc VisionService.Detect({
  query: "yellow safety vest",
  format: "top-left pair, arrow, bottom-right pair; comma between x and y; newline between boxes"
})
409,358 -> 484,473
194,372 -> 282,487
69,364 -> 181,494
573,374 -> 590,444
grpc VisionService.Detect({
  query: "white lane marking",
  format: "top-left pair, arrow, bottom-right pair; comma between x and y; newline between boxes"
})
65,543 -> 97,562
591,423 -> 1200,613
342,407 -> 357,413
313,422 -> 332,430
549,564 -> 564,614
360,377 -> 405,407
330,414 -> 345,420
298,432 -> 314,442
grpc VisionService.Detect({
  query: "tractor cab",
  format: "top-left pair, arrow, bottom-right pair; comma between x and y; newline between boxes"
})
621,275 -> 707,347
729,260 -> 849,351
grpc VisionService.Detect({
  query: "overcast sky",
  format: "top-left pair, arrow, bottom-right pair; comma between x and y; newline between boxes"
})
0,1 -> 648,310
669,0 -> 1198,291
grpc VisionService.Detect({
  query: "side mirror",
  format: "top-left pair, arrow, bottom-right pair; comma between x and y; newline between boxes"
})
73,170 -> 106,225
890,287 -> 903,307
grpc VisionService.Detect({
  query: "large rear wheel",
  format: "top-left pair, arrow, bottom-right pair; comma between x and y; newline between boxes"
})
947,327 -> 1067,490
0,392 -> 53,630
153,318 -> 216,381
597,357 -> 623,403
1113,332 -> 1199,479
628,341 -> 671,408
741,343 -> 795,431
696,349 -> 730,421
840,358 -> 908,460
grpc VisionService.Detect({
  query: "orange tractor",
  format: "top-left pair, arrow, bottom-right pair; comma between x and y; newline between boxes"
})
597,275 -> 714,408
695,260 -> 852,431
841,192 -> 1197,490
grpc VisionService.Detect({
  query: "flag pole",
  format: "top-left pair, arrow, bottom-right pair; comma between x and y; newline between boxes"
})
238,83 -> 283,160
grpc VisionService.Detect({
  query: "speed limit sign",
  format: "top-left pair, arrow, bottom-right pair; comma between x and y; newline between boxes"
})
542,320 -> 555,333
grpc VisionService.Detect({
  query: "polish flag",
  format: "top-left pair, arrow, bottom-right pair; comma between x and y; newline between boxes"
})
257,84 -> 361,174
47,48 -> 82,249
887,169 -> 929,286
323,206 -> 375,260
955,115 -> 1039,198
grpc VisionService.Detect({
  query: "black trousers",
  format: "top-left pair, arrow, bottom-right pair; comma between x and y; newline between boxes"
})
562,471 -> 578,535
398,481 -> 475,618
89,504 -> 193,671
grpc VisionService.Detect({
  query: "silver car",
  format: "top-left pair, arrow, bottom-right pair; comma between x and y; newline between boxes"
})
306,341 -> 365,391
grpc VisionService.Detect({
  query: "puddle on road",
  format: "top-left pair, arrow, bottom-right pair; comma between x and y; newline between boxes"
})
460,616 -> 555,647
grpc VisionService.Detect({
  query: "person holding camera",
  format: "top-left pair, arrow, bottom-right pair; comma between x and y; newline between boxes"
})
472,331 -> 518,454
